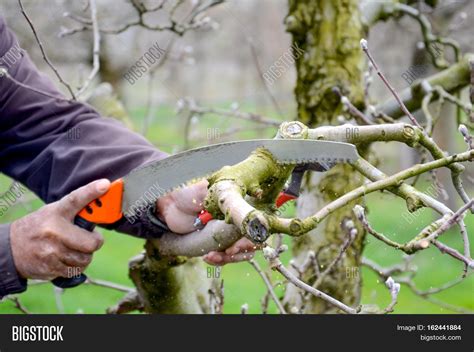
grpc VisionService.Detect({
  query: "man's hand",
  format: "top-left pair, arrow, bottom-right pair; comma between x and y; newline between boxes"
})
156,180 -> 209,234
156,179 -> 258,265
10,179 -> 109,280
203,237 -> 259,265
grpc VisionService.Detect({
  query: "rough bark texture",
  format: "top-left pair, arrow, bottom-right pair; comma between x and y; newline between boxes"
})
128,243 -> 213,314
284,0 -> 368,313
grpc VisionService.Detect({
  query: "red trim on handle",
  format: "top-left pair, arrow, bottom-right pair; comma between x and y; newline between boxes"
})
198,209 -> 214,226
275,192 -> 297,207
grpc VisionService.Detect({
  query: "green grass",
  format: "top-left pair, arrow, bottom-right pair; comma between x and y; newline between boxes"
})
1,186 -> 471,314
0,105 -> 472,314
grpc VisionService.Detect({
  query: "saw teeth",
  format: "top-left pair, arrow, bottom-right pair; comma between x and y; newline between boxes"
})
275,156 -> 356,165
157,174 -> 212,198
277,160 -> 292,165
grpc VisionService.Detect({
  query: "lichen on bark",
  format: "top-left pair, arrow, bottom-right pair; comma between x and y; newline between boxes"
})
286,0 -> 366,125
204,148 -> 294,242
206,148 -> 293,211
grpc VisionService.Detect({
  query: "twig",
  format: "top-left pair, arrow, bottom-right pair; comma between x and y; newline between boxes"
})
451,174 -> 472,214
261,291 -> 271,314
190,125 -> 272,144
313,219 -> 358,288
363,257 -> 473,314
393,3 -> 460,68
63,0 -> 222,37
422,295 -> 474,314
421,199 -> 473,250
354,205 -> 405,251
263,246 -> 358,314
360,38 -> 421,128
375,55 -> 473,119
76,0 -> 100,97
354,204 -> 474,268
459,124 -> 473,150
249,259 -> 286,314
64,12 -> 92,25
181,98 -> 281,126
432,240 -> 474,269
53,287 -> 65,314
275,258 -> 357,314
296,149 -> 473,232
364,61 -> 373,106
18,0 -> 76,100
85,277 -> 134,293
106,290 -> 144,314
299,250 -> 320,277
421,90 -> 435,134
361,256 -> 414,279
333,87 -> 374,125
7,296 -> 30,314
431,86 -> 472,118
248,37 -> 284,118
0,68 -> 72,102
311,121 -> 470,211
470,58 -> 474,104
142,39 -> 175,135
27,276 -> 135,294
383,277 -> 401,313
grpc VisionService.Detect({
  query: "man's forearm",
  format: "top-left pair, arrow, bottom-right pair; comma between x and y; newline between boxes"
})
0,16 -> 167,237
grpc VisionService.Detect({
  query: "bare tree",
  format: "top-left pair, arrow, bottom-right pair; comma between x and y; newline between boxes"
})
3,0 -> 473,314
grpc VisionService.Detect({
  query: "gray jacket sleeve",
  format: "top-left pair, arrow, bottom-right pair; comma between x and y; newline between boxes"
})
0,224 -> 27,295
0,16 -> 169,296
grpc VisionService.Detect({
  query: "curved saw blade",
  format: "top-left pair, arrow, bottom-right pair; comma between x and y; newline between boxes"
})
122,139 -> 358,216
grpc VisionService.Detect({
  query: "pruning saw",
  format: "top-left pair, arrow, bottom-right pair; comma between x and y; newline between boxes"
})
53,139 -> 358,289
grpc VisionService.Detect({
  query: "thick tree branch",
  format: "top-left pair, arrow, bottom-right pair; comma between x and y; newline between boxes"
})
376,54 -> 474,119
154,220 -> 242,257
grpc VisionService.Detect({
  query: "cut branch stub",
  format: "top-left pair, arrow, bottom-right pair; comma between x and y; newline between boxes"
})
245,211 -> 270,243
277,121 -> 308,139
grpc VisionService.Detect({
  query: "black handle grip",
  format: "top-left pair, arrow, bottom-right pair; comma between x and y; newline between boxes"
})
51,216 -> 96,289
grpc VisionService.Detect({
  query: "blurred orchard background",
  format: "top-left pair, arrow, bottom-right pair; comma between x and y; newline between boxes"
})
0,0 -> 473,313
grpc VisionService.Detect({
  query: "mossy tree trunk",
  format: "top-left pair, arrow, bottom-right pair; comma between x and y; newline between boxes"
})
284,0 -> 368,313
128,243 -> 214,314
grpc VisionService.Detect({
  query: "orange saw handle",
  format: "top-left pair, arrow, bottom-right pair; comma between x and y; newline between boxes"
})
51,179 -> 124,289
77,179 -> 124,224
